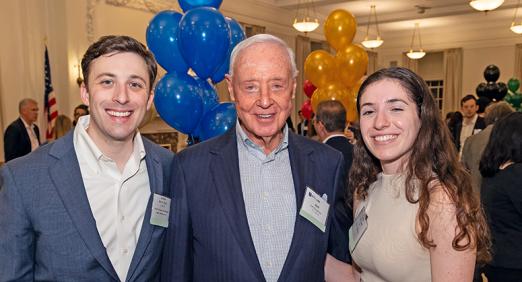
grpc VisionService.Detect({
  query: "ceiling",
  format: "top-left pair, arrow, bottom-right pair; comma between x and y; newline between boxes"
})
268,0 -> 522,52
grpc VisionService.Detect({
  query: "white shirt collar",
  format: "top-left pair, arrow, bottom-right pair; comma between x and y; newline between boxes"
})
322,133 -> 347,144
73,115 -> 146,167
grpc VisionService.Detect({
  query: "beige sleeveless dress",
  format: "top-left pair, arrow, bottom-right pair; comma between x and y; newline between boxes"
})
350,173 -> 431,282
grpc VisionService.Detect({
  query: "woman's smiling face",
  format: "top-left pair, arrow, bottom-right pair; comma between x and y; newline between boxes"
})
359,79 -> 421,174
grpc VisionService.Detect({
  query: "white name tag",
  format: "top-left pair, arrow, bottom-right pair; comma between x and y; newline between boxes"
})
349,205 -> 368,253
150,193 -> 171,228
299,187 -> 329,232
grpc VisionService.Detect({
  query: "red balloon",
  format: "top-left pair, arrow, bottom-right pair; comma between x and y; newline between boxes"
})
303,80 -> 317,98
300,99 -> 313,120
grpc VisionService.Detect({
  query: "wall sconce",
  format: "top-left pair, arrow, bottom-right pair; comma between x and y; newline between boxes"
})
75,62 -> 83,87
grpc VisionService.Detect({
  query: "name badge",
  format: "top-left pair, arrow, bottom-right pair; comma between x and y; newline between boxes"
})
299,187 -> 329,232
473,128 -> 482,135
349,205 -> 368,253
150,193 -> 171,228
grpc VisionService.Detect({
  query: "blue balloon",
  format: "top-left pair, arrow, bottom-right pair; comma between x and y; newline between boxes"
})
198,102 -> 236,141
211,17 -> 246,83
154,72 -> 203,134
195,77 -> 220,115
146,11 -> 188,73
178,0 -> 223,12
178,7 -> 230,79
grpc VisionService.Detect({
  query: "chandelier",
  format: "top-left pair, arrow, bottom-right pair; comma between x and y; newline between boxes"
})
406,23 -> 426,60
293,0 -> 319,34
469,0 -> 504,12
511,0 -> 522,34
361,5 -> 383,49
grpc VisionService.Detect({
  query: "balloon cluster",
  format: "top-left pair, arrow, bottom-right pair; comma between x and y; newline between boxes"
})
146,0 -> 246,141
301,9 -> 368,123
475,65 -> 508,102
505,78 -> 522,112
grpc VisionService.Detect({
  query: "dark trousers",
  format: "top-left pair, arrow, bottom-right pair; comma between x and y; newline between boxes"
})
483,265 -> 522,282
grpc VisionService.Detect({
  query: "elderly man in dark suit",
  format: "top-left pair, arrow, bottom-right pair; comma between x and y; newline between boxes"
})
162,34 -> 350,282
3,98 -> 40,162
0,35 -> 175,281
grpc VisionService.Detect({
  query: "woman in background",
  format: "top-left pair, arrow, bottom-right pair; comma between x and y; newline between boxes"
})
53,114 -> 72,139
346,67 -> 490,282
479,112 -> 522,282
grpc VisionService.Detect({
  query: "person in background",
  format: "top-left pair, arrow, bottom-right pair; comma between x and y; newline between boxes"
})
286,116 -> 295,133
447,111 -> 463,148
53,114 -> 73,140
73,103 -> 89,126
345,121 -> 358,145
296,110 -> 308,136
3,98 -> 40,162
479,112 -> 522,282
333,67 -> 490,282
476,96 -> 491,118
453,95 -> 486,154
162,34 -> 348,282
0,35 -> 175,281
314,100 -> 355,281
462,101 -> 514,195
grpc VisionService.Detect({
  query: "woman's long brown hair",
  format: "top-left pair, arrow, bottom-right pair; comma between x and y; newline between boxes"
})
349,67 -> 491,263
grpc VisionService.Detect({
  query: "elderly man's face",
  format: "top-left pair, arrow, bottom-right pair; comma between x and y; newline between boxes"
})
227,42 -> 296,144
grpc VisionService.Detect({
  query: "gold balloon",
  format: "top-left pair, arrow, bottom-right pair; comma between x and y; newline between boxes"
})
324,9 -> 357,51
336,44 -> 369,88
304,50 -> 337,88
311,83 -> 351,114
346,87 -> 358,122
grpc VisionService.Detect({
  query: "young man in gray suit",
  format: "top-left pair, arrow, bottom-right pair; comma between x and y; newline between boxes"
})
0,35 -> 175,281
162,34 -> 349,282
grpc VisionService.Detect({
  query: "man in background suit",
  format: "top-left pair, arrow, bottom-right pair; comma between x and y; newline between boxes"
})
0,35 -> 175,281
162,34 -> 349,282
3,98 -> 40,162
296,110 -> 308,136
314,100 -> 354,279
315,100 -> 354,172
453,94 -> 486,154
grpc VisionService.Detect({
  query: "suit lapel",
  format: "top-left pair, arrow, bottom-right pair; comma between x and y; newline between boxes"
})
48,133 -> 119,280
279,133 -> 316,280
126,140 -> 164,282
209,128 -> 265,279
16,118 -> 31,150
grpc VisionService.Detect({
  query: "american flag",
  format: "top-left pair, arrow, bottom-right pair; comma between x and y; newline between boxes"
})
44,46 -> 58,140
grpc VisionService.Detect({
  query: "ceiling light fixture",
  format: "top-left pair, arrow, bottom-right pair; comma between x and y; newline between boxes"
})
361,5 -> 383,49
469,0 -> 504,12
293,0 -> 320,34
406,23 -> 426,60
511,0 -> 522,34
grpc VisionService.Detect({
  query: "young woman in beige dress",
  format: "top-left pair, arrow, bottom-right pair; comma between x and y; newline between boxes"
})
325,67 -> 490,282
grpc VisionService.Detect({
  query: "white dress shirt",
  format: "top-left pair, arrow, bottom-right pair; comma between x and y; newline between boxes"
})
20,117 -> 39,151
460,114 -> 479,155
73,115 -> 151,281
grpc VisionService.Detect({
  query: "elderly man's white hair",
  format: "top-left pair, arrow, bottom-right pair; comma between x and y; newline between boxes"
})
228,34 -> 298,78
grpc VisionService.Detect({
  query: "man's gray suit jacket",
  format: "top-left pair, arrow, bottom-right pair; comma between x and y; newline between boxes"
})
0,131 -> 175,281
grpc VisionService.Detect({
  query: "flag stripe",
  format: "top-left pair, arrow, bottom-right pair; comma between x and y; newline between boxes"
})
44,46 -> 58,140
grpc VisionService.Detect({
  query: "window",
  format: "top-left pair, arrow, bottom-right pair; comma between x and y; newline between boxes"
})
426,80 -> 444,112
